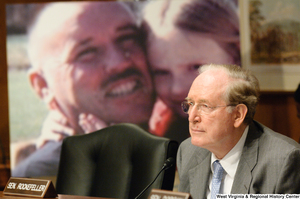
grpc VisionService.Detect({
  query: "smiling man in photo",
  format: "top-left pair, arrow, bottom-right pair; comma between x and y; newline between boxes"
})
12,1 -> 155,177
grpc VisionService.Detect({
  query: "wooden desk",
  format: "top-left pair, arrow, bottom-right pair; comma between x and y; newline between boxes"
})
0,191 -> 109,199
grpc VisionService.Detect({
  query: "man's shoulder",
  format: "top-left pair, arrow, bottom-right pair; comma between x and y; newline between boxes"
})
256,122 -> 299,147
250,121 -> 300,154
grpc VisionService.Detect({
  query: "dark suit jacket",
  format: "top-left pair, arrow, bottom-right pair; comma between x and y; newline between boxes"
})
177,121 -> 300,199
12,141 -> 62,177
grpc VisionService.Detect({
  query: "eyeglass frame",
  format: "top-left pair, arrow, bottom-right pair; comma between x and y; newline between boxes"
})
181,101 -> 237,115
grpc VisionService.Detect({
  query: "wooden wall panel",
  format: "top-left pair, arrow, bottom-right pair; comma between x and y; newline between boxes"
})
0,0 -> 9,165
0,0 -> 10,190
254,92 -> 300,142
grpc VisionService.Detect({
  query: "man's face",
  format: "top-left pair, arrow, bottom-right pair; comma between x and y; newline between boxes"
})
40,2 -> 154,125
186,70 -> 237,154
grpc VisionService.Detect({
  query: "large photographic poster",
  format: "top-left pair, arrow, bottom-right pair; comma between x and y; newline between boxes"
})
7,0 -> 240,178
240,0 -> 300,91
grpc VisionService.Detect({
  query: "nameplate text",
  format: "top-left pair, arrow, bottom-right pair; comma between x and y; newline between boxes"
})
3,177 -> 57,198
148,189 -> 191,199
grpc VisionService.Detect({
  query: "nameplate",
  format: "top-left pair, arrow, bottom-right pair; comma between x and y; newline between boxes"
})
3,177 -> 57,198
148,189 -> 192,199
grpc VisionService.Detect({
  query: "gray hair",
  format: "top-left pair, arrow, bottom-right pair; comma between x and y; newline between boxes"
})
199,64 -> 260,124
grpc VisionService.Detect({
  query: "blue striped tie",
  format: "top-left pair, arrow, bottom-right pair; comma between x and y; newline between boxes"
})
211,160 -> 224,199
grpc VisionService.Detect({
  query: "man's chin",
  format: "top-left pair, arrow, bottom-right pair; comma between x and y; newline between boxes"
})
190,137 -> 207,148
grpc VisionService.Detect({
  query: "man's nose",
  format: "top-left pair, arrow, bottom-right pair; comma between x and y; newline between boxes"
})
103,45 -> 131,72
188,106 -> 201,124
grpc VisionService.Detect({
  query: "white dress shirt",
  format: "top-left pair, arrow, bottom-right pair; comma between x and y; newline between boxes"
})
207,126 -> 249,199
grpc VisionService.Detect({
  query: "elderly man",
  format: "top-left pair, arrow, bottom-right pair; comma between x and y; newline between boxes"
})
12,1 -> 155,177
177,64 -> 300,198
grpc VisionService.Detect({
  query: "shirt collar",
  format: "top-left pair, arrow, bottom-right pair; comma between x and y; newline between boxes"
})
211,125 -> 249,178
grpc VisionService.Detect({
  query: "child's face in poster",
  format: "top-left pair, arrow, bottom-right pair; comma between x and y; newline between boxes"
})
148,27 -> 236,117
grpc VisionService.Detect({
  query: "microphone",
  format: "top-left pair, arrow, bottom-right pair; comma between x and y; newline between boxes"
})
134,157 -> 175,199
162,157 -> 175,170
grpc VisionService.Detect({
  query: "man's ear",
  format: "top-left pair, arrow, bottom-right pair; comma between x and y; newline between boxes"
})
28,68 -> 57,110
28,68 -> 47,98
233,104 -> 248,128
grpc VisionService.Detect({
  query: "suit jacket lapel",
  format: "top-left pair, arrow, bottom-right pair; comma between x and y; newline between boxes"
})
189,149 -> 211,199
231,122 -> 261,193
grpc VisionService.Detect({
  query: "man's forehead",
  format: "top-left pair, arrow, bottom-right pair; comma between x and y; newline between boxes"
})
30,1 -> 136,47
198,70 -> 230,87
28,1 -> 136,69
36,2 -> 84,29
187,72 -> 228,101
79,2 -> 134,21
34,2 -> 133,34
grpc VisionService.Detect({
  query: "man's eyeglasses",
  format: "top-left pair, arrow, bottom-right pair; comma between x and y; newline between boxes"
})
181,101 -> 237,115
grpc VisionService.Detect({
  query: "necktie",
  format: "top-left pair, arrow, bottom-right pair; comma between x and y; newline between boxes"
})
211,160 -> 224,199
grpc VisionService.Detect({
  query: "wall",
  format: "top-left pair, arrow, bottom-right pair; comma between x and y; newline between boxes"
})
255,92 -> 300,142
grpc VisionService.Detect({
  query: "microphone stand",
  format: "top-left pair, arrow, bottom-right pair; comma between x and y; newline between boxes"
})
134,157 -> 175,199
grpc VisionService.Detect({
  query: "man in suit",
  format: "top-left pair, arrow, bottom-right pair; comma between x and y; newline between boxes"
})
177,64 -> 300,198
